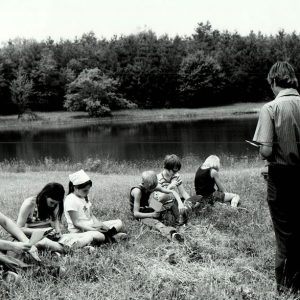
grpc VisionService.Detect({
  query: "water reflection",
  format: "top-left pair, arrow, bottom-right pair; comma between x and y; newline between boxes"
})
0,118 -> 258,162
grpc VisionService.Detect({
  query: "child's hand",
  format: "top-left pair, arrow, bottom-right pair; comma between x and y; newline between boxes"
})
151,212 -> 161,219
167,183 -> 177,190
11,242 -> 31,254
28,245 -> 41,262
178,203 -> 186,214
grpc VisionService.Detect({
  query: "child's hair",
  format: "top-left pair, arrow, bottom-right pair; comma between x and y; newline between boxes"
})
163,154 -> 181,171
202,155 -> 220,171
36,183 -> 65,221
68,180 -> 93,195
141,170 -> 158,190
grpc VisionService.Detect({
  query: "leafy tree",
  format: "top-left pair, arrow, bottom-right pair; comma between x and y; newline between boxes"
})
31,48 -> 63,110
179,50 -> 225,107
64,68 -> 136,117
10,69 -> 34,117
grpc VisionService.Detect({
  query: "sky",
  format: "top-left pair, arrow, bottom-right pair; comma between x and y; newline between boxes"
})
1,0 -> 300,44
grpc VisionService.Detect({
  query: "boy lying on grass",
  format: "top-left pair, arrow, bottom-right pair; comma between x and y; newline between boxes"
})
130,170 -> 184,242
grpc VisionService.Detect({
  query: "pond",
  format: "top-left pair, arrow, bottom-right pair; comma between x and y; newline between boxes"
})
0,117 -> 258,163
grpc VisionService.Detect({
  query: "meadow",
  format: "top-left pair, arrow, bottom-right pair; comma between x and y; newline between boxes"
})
0,158 -> 298,300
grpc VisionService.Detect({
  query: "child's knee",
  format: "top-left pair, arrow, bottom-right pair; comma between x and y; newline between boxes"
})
113,219 -> 123,231
90,231 -> 105,242
36,238 -> 64,252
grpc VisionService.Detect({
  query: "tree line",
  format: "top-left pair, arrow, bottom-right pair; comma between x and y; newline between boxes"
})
1,22 -> 300,117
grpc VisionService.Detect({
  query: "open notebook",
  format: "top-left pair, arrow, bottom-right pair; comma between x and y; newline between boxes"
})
149,198 -> 168,212
29,228 -> 54,246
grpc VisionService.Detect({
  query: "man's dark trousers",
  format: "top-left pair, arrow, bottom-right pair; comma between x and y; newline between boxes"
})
267,165 -> 300,293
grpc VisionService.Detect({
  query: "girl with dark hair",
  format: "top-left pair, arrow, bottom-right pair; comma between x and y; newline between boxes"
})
17,182 -> 66,253
61,170 -> 127,249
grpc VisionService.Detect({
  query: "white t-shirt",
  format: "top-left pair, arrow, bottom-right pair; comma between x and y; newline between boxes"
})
64,193 -> 93,233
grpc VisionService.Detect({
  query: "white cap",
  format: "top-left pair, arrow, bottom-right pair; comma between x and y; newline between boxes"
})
69,169 -> 90,185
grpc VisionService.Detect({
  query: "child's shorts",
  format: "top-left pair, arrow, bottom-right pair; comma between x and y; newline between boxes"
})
185,191 -> 225,210
206,191 -> 225,204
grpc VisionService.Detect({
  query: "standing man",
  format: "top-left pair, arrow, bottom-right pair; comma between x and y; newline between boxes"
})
253,61 -> 300,294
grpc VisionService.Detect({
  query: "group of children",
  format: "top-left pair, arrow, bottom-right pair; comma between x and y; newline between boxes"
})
0,154 -> 240,284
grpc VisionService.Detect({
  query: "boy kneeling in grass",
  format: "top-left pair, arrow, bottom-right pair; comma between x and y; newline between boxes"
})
130,170 -> 184,242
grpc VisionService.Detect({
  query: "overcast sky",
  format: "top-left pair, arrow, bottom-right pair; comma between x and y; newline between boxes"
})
1,0 -> 300,44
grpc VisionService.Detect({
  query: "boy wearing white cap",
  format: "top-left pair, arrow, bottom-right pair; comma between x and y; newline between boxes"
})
61,170 -> 127,248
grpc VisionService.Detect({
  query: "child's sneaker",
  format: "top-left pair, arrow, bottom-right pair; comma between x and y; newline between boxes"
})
83,246 -> 96,254
113,233 -> 128,242
171,232 -> 184,243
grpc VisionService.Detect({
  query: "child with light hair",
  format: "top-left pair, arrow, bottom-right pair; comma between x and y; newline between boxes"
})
130,170 -> 184,242
191,155 -> 240,208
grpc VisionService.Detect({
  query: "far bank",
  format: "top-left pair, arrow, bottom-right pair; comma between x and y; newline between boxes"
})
0,102 -> 264,132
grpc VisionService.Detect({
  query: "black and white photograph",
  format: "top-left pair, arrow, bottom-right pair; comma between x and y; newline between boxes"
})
0,0 -> 300,299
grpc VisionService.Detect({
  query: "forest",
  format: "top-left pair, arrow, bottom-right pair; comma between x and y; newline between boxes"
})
1,21 -> 300,116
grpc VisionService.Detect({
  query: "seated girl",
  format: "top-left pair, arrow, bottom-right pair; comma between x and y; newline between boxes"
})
61,170 -> 127,249
188,155 -> 240,209
17,183 -> 66,253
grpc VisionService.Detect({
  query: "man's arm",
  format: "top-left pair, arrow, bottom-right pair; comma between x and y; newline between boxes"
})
253,104 -> 274,161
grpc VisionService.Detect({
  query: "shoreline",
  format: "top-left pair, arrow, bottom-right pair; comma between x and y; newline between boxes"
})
0,102 -> 264,131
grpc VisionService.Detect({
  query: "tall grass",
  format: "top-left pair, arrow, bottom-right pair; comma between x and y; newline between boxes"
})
0,162 -> 296,299
0,154 -> 262,174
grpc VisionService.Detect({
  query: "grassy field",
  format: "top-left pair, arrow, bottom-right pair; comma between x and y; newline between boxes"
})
0,162 -> 297,299
0,102 -> 265,131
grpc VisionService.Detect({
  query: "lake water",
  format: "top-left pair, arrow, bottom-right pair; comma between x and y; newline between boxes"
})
0,117 -> 258,163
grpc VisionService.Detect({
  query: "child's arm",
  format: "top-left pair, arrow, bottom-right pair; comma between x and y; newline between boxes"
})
0,212 -> 31,253
91,215 -> 111,231
51,206 -> 62,234
132,189 -> 160,219
17,198 -> 52,235
211,169 -> 225,192
51,219 -> 62,235
155,186 -> 186,213
68,210 -> 100,232
177,184 -> 190,200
